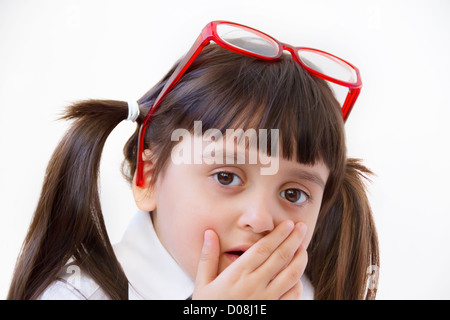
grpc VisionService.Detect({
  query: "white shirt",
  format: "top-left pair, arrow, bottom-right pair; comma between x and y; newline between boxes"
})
38,210 -> 314,300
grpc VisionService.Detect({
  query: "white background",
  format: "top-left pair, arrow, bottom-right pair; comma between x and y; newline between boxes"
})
1,0 -> 449,300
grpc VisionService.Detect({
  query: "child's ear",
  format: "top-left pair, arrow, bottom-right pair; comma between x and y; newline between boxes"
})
132,149 -> 157,212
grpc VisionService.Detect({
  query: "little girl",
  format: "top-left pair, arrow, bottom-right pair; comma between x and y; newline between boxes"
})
8,21 -> 379,300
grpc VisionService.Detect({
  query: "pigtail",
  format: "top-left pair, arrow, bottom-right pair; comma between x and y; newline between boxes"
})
8,100 -> 140,300
306,158 -> 380,300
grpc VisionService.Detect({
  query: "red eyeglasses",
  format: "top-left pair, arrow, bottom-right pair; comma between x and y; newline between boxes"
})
136,20 -> 362,187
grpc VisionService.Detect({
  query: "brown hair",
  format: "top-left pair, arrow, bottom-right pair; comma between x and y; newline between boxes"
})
8,44 -> 379,300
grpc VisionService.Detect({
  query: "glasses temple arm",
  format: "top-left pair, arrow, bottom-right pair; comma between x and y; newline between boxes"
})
342,87 -> 361,122
136,30 -> 212,187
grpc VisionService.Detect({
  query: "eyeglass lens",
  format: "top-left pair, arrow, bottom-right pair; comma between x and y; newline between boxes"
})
217,23 -> 357,85
297,49 -> 357,84
216,23 -> 280,58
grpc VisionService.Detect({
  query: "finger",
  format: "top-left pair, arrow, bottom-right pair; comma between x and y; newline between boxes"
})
267,243 -> 308,298
256,223 -> 307,282
279,279 -> 303,300
194,229 -> 221,288
236,220 -> 295,272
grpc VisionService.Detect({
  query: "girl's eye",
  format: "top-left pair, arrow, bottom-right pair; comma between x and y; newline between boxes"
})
213,172 -> 243,186
280,188 -> 309,205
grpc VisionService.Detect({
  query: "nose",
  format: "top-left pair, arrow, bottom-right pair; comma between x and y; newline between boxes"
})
237,191 -> 276,234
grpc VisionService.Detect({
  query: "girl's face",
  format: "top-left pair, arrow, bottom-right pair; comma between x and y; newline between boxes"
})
144,135 -> 329,280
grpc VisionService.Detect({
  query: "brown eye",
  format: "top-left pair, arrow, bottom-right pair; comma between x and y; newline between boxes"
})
214,172 -> 242,186
281,188 -> 309,204
218,172 -> 232,184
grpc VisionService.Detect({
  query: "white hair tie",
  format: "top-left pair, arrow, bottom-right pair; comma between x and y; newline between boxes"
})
127,100 -> 140,122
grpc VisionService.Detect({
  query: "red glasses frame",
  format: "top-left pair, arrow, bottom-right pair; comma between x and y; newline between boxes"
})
136,20 -> 362,187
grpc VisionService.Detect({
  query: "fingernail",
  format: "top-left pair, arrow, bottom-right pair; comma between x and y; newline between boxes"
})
297,223 -> 307,236
285,220 -> 295,231
296,224 -> 308,250
204,229 -> 212,246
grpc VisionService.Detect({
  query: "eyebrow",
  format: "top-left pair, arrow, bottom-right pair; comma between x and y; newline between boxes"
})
291,170 -> 326,189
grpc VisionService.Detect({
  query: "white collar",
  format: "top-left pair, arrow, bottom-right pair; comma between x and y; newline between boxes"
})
114,210 -> 314,300
113,210 -> 194,299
